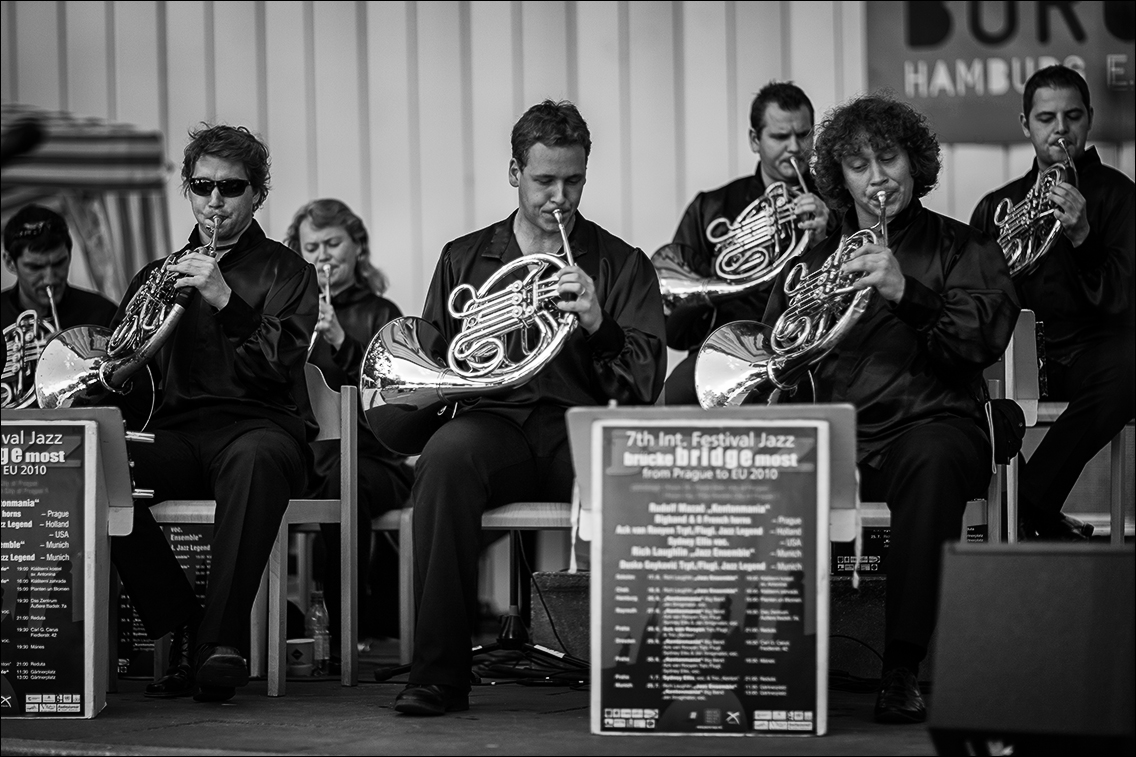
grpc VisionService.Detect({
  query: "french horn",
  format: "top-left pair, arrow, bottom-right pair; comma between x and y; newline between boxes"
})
2,308 -> 56,408
654,157 -> 812,314
34,219 -> 221,427
694,191 -> 888,408
361,210 -> 579,454
993,137 -> 1077,278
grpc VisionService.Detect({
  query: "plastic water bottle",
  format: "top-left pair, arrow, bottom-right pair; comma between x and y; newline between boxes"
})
305,590 -> 331,676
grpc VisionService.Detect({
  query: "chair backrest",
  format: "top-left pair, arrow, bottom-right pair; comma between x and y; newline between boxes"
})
304,363 -> 342,442
983,309 -> 1039,427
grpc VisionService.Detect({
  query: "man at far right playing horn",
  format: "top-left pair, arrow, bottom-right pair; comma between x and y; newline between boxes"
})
970,64 -> 1135,542
763,94 -> 1019,724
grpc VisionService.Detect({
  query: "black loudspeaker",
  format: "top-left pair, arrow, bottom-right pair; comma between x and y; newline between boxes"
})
929,543 -> 1135,756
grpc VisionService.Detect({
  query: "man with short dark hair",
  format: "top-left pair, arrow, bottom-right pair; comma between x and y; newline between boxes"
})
2,204 -> 118,408
765,94 -> 1018,723
971,64 -> 1135,541
387,100 -> 666,716
662,81 -> 836,405
1,203 -> 117,331
110,124 -> 318,702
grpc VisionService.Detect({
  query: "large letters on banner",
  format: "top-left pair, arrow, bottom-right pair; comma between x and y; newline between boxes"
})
867,1 -> 1135,142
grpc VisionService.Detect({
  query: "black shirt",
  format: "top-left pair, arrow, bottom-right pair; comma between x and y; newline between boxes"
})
1,284 -> 118,331
764,201 -> 1020,464
970,146 -> 1135,365
113,220 -> 319,449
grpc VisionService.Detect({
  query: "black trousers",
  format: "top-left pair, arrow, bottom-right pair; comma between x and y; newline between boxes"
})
112,417 -> 306,647
1021,332 -> 1135,519
663,351 -> 699,405
309,440 -> 413,641
408,408 -> 574,689
858,417 -> 990,660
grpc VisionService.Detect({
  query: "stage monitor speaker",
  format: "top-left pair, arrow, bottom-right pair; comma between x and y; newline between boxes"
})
928,543 -> 1134,756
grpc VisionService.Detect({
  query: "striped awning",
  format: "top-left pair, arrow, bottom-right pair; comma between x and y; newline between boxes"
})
2,102 -> 168,192
1,103 -> 171,302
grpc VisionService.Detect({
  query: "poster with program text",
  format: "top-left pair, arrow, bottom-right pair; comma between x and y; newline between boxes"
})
591,418 -> 829,737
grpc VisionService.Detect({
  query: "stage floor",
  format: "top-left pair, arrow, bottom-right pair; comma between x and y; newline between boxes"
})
1,641 -> 934,757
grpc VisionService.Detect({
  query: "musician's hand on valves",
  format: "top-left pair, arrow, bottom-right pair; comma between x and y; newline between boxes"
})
556,266 -> 603,334
314,299 -> 345,349
1048,182 -> 1089,248
793,193 -> 830,246
842,242 -> 906,303
170,251 -> 232,310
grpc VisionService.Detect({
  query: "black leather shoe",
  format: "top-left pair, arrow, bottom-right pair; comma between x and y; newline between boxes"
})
195,645 -> 249,689
874,668 -> 926,724
145,623 -> 197,698
1022,513 -> 1094,542
393,683 -> 469,716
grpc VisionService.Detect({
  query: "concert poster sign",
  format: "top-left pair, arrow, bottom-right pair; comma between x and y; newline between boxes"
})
1,421 -> 103,718
866,2 -> 1135,142
589,417 -> 831,736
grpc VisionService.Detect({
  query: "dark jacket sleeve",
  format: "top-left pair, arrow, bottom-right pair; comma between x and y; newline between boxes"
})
585,248 -> 667,405
890,223 -> 1020,378
332,298 -> 403,385
1064,177 -> 1135,317
214,264 -> 319,390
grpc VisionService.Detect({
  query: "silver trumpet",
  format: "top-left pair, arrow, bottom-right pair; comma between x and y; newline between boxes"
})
360,209 -> 579,453
694,190 -> 887,408
308,263 -> 332,356
34,218 -> 222,427
993,137 -> 1077,278
654,159 -> 811,314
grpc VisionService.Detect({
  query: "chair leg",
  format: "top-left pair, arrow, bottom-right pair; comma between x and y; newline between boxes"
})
1006,455 -> 1019,544
249,570 -> 268,680
267,521 -> 289,696
987,465 -> 1003,543
294,531 -> 312,614
1111,431 -> 1126,546
341,516 -> 358,687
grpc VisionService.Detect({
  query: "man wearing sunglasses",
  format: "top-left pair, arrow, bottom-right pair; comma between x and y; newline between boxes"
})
110,124 -> 319,702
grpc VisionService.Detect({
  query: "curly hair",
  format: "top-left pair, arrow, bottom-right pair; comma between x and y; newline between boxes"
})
181,124 -> 271,211
283,198 -> 389,296
812,94 -> 941,213
511,100 -> 591,171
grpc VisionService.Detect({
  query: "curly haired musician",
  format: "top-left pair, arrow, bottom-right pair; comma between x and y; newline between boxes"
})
764,95 -> 1019,723
970,65 -> 1135,542
663,81 -> 836,405
385,100 -> 666,716
285,198 -> 413,643
2,204 -> 117,331
111,125 -> 318,702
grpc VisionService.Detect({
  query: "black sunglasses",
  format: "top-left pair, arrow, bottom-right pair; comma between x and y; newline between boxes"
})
188,178 -> 252,198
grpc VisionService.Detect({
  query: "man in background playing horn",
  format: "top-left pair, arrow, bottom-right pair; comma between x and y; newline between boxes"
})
970,65 -> 1135,542
390,100 -> 666,716
663,81 -> 835,405
764,95 -> 1018,723
2,204 -> 118,356
111,125 -> 318,702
